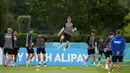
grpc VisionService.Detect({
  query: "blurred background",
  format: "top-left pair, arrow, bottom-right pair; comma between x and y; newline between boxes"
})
0,0 -> 130,46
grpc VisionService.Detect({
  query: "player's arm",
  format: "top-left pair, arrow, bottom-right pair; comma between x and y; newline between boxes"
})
58,24 -> 65,36
110,39 -> 117,51
119,39 -> 126,53
72,24 -> 77,32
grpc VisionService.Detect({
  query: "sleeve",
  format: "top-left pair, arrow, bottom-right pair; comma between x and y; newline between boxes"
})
1,35 -> 5,48
17,37 -> 20,50
86,36 -> 92,47
110,39 -> 117,51
119,39 -> 126,52
28,34 -> 31,47
43,37 -> 48,42
73,24 -> 76,28
12,35 -> 14,48
63,24 -> 66,28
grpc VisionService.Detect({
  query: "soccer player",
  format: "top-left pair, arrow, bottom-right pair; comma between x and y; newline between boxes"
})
58,16 -> 77,52
83,29 -> 96,66
104,32 -> 114,70
97,37 -> 105,66
33,32 -> 48,67
26,28 -> 34,66
13,31 -> 19,66
1,28 -> 14,67
108,30 -> 125,73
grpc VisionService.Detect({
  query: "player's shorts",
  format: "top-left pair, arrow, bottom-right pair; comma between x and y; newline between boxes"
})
98,50 -> 104,56
63,33 -> 72,42
104,50 -> 112,58
112,56 -> 123,62
4,48 -> 14,55
26,47 -> 34,54
37,48 -> 46,54
88,49 -> 95,55
13,48 -> 19,56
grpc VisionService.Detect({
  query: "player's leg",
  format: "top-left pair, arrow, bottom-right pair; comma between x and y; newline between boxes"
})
26,47 -> 31,66
118,56 -> 123,73
64,34 -> 71,52
108,56 -> 117,73
105,51 -> 110,70
42,48 -> 47,67
58,35 -> 64,50
3,49 -> 7,65
37,48 -> 41,66
5,49 -> 13,67
92,49 -> 96,66
98,51 -> 102,66
14,49 -> 18,66
83,49 -> 91,66
64,41 -> 70,53
29,48 -> 34,60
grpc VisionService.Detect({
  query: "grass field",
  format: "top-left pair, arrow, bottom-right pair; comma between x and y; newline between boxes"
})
0,66 -> 130,73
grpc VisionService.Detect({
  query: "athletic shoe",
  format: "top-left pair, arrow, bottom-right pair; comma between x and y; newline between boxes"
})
26,62 -> 30,66
44,63 -> 47,67
58,45 -> 62,50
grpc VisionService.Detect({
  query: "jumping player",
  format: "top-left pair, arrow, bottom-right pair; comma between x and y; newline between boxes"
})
33,32 -> 48,67
58,16 -> 77,52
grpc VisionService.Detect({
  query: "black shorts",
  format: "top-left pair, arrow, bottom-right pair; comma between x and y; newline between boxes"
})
4,48 -> 14,55
37,48 -> 46,54
63,33 -> 72,42
105,51 -> 112,58
112,56 -> 123,62
99,50 -> 104,56
26,47 -> 34,54
88,49 -> 95,55
13,48 -> 19,56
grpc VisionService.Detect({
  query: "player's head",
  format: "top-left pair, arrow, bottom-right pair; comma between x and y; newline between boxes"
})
108,32 -> 114,38
67,16 -> 71,23
99,37 -> 104,42
13,31 -> 18,36
7,28 -> 13,34
116,29 -> 122,36
91,29 -> 96,36
37,32 -> 41,37
29,28 -> 33,34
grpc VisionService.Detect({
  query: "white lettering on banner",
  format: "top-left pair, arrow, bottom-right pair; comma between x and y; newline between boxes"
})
46,53 -> 52,62
18,53 -> 24,62
71,54 -> 77,62
68,54 -> 71,62
54,54 -> 61,62
62,53 -> 67,62
77,54 -> 83,62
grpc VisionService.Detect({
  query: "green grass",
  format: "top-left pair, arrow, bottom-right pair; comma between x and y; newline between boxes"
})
0,66 -> 130,73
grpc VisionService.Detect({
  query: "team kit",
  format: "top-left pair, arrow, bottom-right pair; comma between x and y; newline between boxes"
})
0,16 -> 126,73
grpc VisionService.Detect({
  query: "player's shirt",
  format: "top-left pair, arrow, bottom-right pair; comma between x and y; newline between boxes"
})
86,35 -> 95,50
26,33 -> 33,47
105,38 -> 112,51
63,22 -> 76,36
33,36 -> 48,48
2,33 -> 14,49
97,41 -> 105,51
110,36 -> 125,56
13,35 -> 19,50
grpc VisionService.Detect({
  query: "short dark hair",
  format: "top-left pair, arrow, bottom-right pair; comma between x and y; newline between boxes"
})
91,29 -> 96,34
29,28 -> 33,31
109,32 -> 113,36
116,30 -> 122,35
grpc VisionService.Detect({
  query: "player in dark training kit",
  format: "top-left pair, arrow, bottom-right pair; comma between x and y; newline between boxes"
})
97,37 -> 105,66
108,30 -> 125,73
13,31 -> 19,66
33,32 -> 48,67
58,16 -> 77,52
26,29 -> 34,66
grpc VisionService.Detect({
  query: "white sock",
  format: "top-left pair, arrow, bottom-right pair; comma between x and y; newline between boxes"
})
108,71 -> 111,73
84,62 -> 86,65
44,61 -> 46,64
39,61 -> 41,65
27,59 -> 30,63
106,64 -> 108,68
93,62 -> 96,65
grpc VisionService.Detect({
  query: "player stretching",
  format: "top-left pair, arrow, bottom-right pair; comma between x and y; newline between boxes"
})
26,28 -> 34,66
108,30 -> 125,73
104,32 -> 114,70
83,29 -> 96,66
97,37 -> 105,66
58,16 -> 77,52
33,32 -> 48,67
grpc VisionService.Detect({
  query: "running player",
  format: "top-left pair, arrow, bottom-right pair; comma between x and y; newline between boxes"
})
13,31 -> 19,66
33,32 -> 48,67
1,28 -> 14,67
26,28 -> 34,66
104,32 -> 114,70
108,30 -> 125,73
97,37 -> 105,66
83,29 -> 96,66
58,16 -> 77,52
